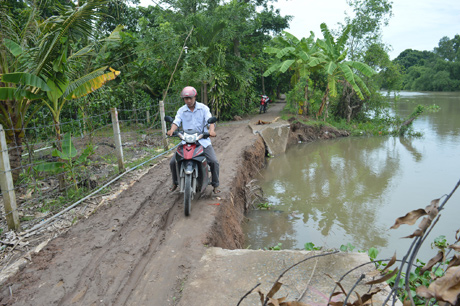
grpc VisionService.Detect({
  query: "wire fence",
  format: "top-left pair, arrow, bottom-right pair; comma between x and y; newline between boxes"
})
0,98 -> 183,235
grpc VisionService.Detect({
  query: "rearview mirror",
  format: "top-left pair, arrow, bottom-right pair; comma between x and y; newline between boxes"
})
207,117 -> 217,124
164,116 -> 174,123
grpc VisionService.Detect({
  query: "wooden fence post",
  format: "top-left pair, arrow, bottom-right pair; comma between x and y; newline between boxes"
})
159,101 -> 169,151
110,108 -> 125,173
0,125 -> 20,231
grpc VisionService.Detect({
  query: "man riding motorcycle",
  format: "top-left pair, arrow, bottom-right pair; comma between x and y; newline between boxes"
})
167,86 -> 221,194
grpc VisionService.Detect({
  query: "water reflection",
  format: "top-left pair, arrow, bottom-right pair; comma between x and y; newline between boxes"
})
244,92 -> 460,259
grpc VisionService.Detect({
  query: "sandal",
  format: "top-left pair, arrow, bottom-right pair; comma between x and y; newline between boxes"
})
169,184 -> 178,192
213,187 -> 221,194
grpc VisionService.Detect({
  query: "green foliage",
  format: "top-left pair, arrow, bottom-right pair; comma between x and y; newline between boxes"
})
265,242 -> 283,251
342,0 -> 393,61
432,235 -> 447,249
34,133 -> 94,188
367,247 -> 378,260
257,202 -> 270,209
394,36 -> 460,92
304,242 -> 322,251
340,243 -> 356,252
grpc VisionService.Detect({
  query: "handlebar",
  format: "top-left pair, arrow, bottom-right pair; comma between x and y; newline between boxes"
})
166,131 -> 211,140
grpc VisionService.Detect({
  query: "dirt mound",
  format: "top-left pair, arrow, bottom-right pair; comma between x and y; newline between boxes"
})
288,120 -> 350,145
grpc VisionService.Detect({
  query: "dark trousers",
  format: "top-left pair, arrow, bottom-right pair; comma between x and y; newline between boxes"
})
170,145 -> 220,187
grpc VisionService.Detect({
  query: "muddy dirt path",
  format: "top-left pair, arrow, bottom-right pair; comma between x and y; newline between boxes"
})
0,103 -> 284,305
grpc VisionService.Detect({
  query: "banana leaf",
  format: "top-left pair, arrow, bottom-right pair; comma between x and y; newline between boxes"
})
0,87 -> 44,101
65,67 -> 120,100
1,73 -> 50,91
34,161 -> 66,173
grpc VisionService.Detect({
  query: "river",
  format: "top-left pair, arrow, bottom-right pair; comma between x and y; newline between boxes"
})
243,91 -> 460,261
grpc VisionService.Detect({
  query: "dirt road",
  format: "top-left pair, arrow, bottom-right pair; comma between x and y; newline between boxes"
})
0,103 -> 283,305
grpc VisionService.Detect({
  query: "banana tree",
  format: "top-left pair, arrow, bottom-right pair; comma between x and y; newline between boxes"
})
1,3 -> 50,182
44,66 -> 120,146
263,31 -> 324,115
1,0 -> 119,182
34,132 -> 94,190
315,23 -> 376,120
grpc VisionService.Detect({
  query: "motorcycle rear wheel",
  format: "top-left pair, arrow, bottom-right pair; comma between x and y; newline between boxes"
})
184,173 -> 192,216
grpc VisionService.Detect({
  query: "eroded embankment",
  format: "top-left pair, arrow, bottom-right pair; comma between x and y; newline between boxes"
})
205,121 -> 349,249
205,135 -> 266,249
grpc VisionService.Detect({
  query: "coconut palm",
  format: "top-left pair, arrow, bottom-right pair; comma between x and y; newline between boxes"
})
263,31 -> 324,115
315,23 -> 376,119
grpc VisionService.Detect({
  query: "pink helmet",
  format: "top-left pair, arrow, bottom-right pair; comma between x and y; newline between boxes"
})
180,86 -> 197,98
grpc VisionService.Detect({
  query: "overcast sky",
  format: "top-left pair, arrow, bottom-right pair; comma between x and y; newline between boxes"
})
271,0 -> 460,59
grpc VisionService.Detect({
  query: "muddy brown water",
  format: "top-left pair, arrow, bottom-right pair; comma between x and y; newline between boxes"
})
244,91 -> 460,261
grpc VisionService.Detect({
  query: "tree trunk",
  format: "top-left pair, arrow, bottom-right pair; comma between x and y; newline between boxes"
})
202,82 -> 208,105
261,70 -> 265,95
303,81 -> 309,115
317,86 -> 330,118
233,38 -> 241,57
53,118 -> 66,191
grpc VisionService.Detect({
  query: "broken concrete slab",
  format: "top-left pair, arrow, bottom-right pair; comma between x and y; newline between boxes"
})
249,120 -> 290,157
179,248 -> 400,306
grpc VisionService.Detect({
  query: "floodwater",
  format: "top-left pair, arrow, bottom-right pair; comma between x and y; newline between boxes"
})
243,91 -> 460,260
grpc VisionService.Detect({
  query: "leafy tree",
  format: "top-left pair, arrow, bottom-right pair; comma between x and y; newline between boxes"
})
434,35 -> 460,62
393,49 -> 437,70
342,0 -> 393,61
364,43 -> 402,91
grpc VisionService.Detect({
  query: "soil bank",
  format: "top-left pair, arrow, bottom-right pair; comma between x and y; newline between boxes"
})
0,102 -> 350,305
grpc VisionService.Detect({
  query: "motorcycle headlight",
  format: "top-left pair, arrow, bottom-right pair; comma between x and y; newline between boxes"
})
184,134 -> 197,143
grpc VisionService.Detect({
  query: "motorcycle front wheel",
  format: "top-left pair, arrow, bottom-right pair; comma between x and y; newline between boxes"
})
184,173 -> 192,216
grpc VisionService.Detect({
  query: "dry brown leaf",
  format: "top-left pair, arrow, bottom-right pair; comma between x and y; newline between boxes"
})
365,268 -> 398,285
256,288 -> 265,304
381,252 -> 397,274
447,255 -> 460,270
415,266 -> 460,304
403,228 -> 423,239
449,244 -> 460,252
335,282 -> 348,295
268,297 -> 280,306
329,302 -> 344,306
285,302 -> 310,306
359,288 -> 382,305
390,209 -> 427,229
421,251 -> 445,275
418,216 -> 433,233
425,198 -> 441,214
267,282 -> 283,299
353,292 -> 363,306
402,299 -> 412,306
277,297 -> 286,303
256,120 -> 271,125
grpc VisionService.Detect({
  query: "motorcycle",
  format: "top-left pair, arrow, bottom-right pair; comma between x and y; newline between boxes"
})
259,95 -> 270,114
164,116 -> 217,216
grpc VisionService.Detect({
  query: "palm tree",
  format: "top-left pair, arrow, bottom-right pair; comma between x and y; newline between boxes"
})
315,23 -> 376,120
263,31 -> 324,115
